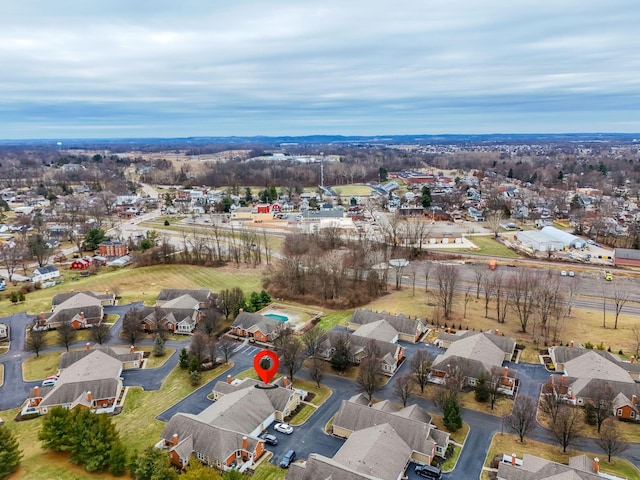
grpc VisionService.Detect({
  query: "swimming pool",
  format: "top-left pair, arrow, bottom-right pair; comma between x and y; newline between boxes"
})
265,313 -> 288,322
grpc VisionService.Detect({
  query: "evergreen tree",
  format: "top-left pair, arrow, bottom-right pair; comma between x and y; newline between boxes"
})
330,333 -> 351,372
0,425 -> 22,479
474,372 -> 490,402
443,395 -> 463,431
259,289 -> 272,306
420,186 -> 432,208
38,406 -> 72,451
178,347 -> 189,369
152,334 -> 165,357
129,446 -> 178,480
108,440 -> 128,476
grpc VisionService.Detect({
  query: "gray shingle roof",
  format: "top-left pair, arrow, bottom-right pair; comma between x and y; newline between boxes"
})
212,378 -> 295,413
232,312 -> 283,335
352,320 -> 398,343
432,333 -> 507,378
287,453 -> 384,480
59,346 -> 139,369
350,309 -> 426,336
333,396 -> 448,456
333,423 -> 412,480
52,291 -> 114,307
563,351 -> 635,383
496,453 -> 601,480
156,288 -> 211,304
41,350 -> 122,407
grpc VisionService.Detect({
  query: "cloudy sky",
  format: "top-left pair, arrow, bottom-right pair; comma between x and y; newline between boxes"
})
2,0 -> 640,139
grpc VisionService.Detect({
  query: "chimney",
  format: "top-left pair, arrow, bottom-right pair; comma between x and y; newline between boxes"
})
172,433 -> 179,446
80,311 -> 85,319
570,340 -> 574,348
87,391 -> 93,403
632,395 -> 637,405
242,436 -> 248,450
593,457 -> 599,473
503,366 -> 509,377
34,385 -> 40,397
130,345 -> 135,354
446,327 -> 450,334
511,453 -> 516,466
632,356 -> 636,364
561,376 -> 566,385
283,376 -> 290,388
227,374 -> 232,384
239,308 -> 244,313
39,312 -> 45,320
86,342 -> 91,350
495,329 -> 499,335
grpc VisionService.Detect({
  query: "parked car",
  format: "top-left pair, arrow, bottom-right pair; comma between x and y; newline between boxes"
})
42,378 -> 57,387
605,271 -> 613,281
274,423 -> 293,435
260,433 -> 278,446
568,271 -> 575,277
560,270 -> 567,276
279,449 -> 296,468
414,464 -> 442,479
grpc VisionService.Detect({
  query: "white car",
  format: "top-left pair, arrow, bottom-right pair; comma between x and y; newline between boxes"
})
560,270 -> 567,276
274,423 -> 293,435
568,271 -> 575,277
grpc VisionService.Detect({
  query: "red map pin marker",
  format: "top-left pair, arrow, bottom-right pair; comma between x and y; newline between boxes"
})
253,349 -> 280,384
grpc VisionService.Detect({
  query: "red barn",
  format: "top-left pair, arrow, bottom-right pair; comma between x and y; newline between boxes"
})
70,257 -> 91,270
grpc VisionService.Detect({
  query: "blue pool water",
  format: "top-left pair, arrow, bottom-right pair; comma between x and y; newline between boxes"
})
265,313 -> 289,322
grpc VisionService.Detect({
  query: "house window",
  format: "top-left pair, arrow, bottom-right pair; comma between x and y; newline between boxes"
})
197,452 -> 204,461
617,409 -> 623,416
631,411 -> 636,418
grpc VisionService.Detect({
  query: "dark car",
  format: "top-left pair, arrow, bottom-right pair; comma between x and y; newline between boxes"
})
415,464 -> 442,479
260,433 -> 278,446
279,449 -> 296,468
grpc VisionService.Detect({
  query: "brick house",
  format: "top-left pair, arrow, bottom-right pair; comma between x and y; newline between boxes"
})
97,240 -> 128,257
230,311 -> 283,343
347,309 -> 427,343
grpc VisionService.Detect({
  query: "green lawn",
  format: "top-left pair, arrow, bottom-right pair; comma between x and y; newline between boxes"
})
22,350 -> 61,381
0,264 -> 265,318
251,458 -> 286,480
318,311 -> 352,330
459,235 -> 520,258
288,404 -> 316,425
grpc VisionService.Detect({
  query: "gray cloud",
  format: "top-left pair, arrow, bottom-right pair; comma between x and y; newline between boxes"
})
1,1 -> 639,138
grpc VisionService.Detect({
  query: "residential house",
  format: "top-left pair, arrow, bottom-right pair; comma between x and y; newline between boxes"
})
35,291 -> 105,330
70,257 -> 92,270
230,311 -> 284,343
31,265 -> 60,283
25,350 -> 124,415
58,344 -> 143,371
347,309 -> 427,343
156,288 -> 212,309
497,453 -> 620,480
97,240 -> 128,257
138,306 -> 200,335
157,376 -> 302,472
288,423 -> 413,480
332,394 -> 450,466
546,346 -> 640,418
318,329 -> 405,375
52,290 -> 117,307
430,330 -> 517,395
0,322 -> 7,340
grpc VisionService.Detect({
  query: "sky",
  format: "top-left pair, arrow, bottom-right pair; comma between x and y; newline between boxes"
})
2,0 -> 640,139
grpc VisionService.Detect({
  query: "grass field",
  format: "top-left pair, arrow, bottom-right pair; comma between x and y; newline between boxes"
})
445,235 -> 520,258
481,433 -> 640,480
22,350 -> 61,381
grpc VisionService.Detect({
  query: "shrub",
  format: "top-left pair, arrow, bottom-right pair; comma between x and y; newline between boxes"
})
164,220 -> 170,226
584,341 -> 594,349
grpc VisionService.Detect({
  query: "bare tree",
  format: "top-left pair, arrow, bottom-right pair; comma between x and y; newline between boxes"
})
537,278 -> 562,344
217,340 -> 235,364
482,274 -> 496,319
89,322 -> 112,345
189,331 -> 208,366
632,324 -> 640,359
435,264 -> 459,319
410,349 -> 433,394
486,367 -> 505,410
276,334 -> 304,381
596,418 -> 629,463
539,379 -> 564,426
473,264 -> 485,299
309,357 -> 325,388
493,273 -> 509,324
424,264 -> 432,294
122,307 -> 143,346
509,271 -> 539,333
357,356 -> 384,403
550,404 -> 584,453
611,283 -> 629,329
0,241 -> 28,283
56,320 -> 77,352
505,395 -> 538,443
486,210 -> 504,238
584,383 -> 616,433
301,325 -> 324,357
25,326 -> 47,357
393,373 -> 415,407
463,286 -> 472,319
